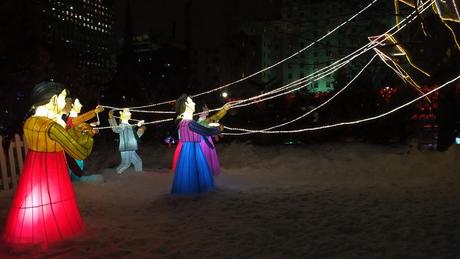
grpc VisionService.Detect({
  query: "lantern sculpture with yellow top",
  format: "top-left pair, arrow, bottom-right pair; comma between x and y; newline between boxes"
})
3,81 -> 96,249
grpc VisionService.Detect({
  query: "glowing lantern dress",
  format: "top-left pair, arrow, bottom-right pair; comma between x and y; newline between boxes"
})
172,108 -> 227,176
3,116 -> 93,247
66,107 -> 100,181
197,108 -> 227,176
171,119 -> 220,195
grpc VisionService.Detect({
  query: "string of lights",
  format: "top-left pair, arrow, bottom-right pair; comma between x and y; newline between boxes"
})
99,105 -> 176,114
223,74 -> 460,135
226,55 -> 378,135
223,3 -> 431,133
104,0 -> 383,110
216,2 -> 430,110
111,1 -> 429,116
94,1 -> 433,131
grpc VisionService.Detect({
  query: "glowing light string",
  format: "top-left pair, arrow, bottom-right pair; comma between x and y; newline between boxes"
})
225,55 -> 378,135
106,0 -> 383,110
99,105 -> 176,114
225,3 -> 433,133
432,0 -> 460,50
193,1 -> 432,113
94,1 -> 433,130
223,74 -> 460,135
100,1 -> 430,116
368,33 -> 431,91
120,1 -> 431,115
433,0 -> 460,22
230,60 -> 350,109
372,48 -> 429,99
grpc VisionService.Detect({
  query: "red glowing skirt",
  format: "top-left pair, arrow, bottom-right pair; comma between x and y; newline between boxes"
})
171,141 -> 183,172
3,150 -> 84,247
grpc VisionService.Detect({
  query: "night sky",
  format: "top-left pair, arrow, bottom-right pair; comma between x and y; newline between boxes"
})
115,0 -> 281,46
115,0 -> 187,40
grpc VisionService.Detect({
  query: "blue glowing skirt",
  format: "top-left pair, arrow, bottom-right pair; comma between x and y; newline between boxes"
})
171,142 -> 215,195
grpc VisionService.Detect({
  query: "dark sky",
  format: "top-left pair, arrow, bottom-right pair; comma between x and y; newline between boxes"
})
115,0 -> 187,41
115,0 -> 281,46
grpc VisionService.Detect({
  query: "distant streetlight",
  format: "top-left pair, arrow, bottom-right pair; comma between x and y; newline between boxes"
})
221,92 -> 228,98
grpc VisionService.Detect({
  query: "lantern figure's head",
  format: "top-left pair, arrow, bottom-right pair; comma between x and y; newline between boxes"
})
185,97 -> 195,113
71,98 -> 83,114
30,81 -> 68,114
55,89 -> 67,112
31,81 -> 67,107
175,94 -> 195,120
119,108 -> 131,122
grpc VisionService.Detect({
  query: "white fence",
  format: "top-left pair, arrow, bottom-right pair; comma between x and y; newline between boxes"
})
0,134 -> 27,192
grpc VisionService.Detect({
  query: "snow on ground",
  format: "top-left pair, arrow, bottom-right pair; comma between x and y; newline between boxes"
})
0,142 -> 459,258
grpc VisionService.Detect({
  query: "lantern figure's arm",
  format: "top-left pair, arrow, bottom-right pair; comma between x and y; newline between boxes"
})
108,117 -> 122,133
71,109 -> 99,126
204,108 -> 228,125
49,124 -> 94,160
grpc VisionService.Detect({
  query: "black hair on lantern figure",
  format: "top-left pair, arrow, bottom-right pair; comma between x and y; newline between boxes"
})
30,81 -> 68,108
24,81 -> 68,121
175,94 -> 189,124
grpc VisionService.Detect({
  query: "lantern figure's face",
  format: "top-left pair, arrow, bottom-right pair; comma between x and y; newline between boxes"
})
55,89 -> 68,113
185,97 -> 195,113
120,108 -> 132,122
72,98 -> 83,114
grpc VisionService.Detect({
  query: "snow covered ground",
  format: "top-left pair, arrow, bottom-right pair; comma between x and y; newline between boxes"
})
0,141 -> 459,258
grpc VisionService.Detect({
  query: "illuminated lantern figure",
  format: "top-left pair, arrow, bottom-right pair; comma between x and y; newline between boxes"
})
3,82 -> 95,248
196,103 -> 231,176
171,95 -> 221,195
171,104 -> 230,176
66,98 -> 104,181
108,108 -> 146,174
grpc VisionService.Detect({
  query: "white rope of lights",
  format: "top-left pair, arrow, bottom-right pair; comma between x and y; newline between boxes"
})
219,1 -> 432,132
100,105 -> 176,114
95,2 -> 431,130
105,0 -> 383,110
227,1 -> 430,110
223,74 -> 460,135
115,0 -> 428,115
230,60 -> 351,108
102,58 -> 351,116
226,55 -> 378,135
100,58 -> 350,117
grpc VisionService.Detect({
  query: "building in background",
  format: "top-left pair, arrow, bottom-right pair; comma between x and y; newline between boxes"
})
42,0 -> 117,91
251,0 -> 395,94
187,0 -> 395,100
0,0 -> 117,132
